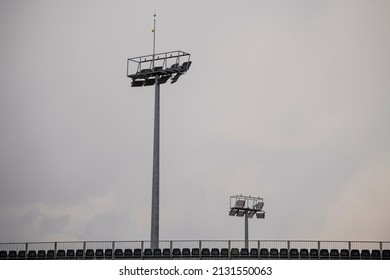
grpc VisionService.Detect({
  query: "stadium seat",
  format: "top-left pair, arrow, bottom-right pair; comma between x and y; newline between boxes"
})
289,249 -> 299,259
152,248 -> 162,259
371,249 -> 381,260
201,248 -> 210,259
220,248 -> 229,259
309,248 -> 319,259
95,249 -> 104,259
8,250 -> 17,260
260,248 -> 269,259
250,248 -> 259,259
340,249 -> 350,260
211,248 -> 220,259
105,249 -> 113,259
350,249 -> 360,260
361,249 -> 370,260
85,249 -> 95,259
0,251 -> 7,260
172,248 -> 181,259
133,249 -> 142,259
37,250 -> 46,260
181,248 -> 191,259
56,249 -> 66,259
270,248 -> 279,259
66,249 -> 75,259
299,248 -> 309,259
47,250 -> 55,259
279,248 -> 288,259
330,249 -> 339,260
27,250 -> 37,260
381,249 -> 390,260
162,248 -> 171,259
240,248 -> 249,259
76,249 -> 84,259
143,248 -> 153,259
191,248 -> 200,259
18,250 -> 26,260
114,249 -> 124,259
123,249 -> 132,259
320,249 -> 329,259
230,248 -> 240,259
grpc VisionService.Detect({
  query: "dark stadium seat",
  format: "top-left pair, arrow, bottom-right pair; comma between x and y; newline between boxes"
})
289,248 -> 299,259
95,249 -> 104,259
299,248 -> 309,259
230,248 -> 240,259
220,248 -> 229,259
361,249 -> 370,260
201,248 -> 210,259
105,249 -> 113,259
172,248 -> 181,259
56,249 -> 66,259
8,250 -> 17,260
381,249 -> 390,260
143,248 -> 153,259
320,249 -> 329,259
47,250 -> 55,259
191,248 -> 200,259
309,248 -> 319,259
330,249 -> 339,259
152,248 -> 162,259
0,251 -> 7,260
181,248 -> 191,259
27,250 -> 37,260
114,248 -> 124,259
350,249 -> 360,260
133,249 -> 142,259
371,249 -> 381,260
85,249 -> 95,259
260,248 -> 269,259
211,248 -> 220,259
340,249 -> 350,260
37,250 -> 46,260
279,248 -> 288,259
76,249 -> 84,259
66,249 -> 75,259
162,248 -> 171,259
270,248 -> 279,259
123,249 -> 132,259
240,248 -> 249,259
18,250 -> 26,260
250,248 -> 259,259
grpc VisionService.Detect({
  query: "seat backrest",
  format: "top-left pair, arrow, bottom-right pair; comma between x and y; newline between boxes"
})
289,248 -> 299,258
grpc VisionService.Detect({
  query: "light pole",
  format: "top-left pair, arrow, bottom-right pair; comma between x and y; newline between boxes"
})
229,195 -> 265,249
127,15 -> 191,249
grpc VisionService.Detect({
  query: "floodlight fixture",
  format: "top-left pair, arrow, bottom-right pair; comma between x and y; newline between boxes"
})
229,194 -> 266,248
236,209 -> 246,217
127,14 -> 191,250
235,200 -> 246,208
248,210 -> 256,219
256,212 -> 265,219
229,208 -> 238,216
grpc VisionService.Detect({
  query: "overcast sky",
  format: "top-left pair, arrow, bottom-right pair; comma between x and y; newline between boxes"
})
1,0 -> 389,244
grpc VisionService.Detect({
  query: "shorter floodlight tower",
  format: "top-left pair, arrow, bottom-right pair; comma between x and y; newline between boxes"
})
229,195 -> 265,249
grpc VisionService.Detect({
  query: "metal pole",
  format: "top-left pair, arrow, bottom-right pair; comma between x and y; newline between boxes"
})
245,213 -> 249,249
151,79 -> 160,250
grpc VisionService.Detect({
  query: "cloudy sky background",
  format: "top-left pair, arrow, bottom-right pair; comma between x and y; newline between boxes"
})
0,0 -> 389,243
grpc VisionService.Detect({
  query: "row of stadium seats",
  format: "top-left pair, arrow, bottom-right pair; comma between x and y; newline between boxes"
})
1,247 -> 389,260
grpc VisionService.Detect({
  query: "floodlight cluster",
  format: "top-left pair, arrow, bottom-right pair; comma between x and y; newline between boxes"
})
127,50 -> 191,87
229,195 -> 265,219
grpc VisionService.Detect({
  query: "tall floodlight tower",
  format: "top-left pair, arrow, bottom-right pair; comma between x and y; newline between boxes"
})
127,15 -> 192,249
229,195 -> 265,249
